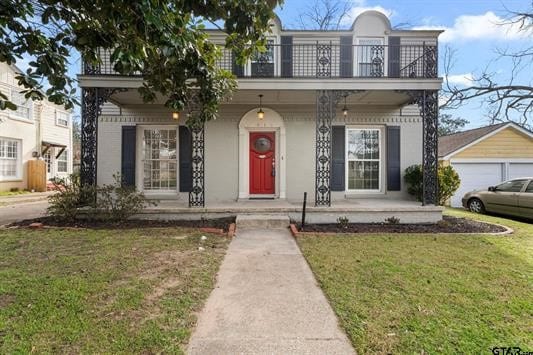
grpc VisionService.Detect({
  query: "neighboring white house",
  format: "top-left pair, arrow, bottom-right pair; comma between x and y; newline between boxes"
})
0,63 -> 73,192
77,11 -> 444,222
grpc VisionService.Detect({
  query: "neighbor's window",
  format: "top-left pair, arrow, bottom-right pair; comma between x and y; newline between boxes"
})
497,179 -> 528,192
143,129 -> 177,190
0,138 -> 21,180
347,128 -> 381,191
57,150 -> 68,173
56,111 -> 69,127
10,90 -> 32,120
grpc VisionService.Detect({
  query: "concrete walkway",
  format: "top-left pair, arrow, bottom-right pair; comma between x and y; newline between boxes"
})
187,228 -> 355,354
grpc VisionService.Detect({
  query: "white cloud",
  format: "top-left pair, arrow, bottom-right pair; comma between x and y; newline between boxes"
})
445,73 -> 474,87
341,0 -> 394,26
413,11 -> 532,43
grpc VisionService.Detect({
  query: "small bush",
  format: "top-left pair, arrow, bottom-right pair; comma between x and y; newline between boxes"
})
96,174 -> 157,221
404,164 -> 461,206
438,165 -> 461,205
47,174 -> 96,221
9,187 -> 19,192
337,216 -> 349,229
48,173 -> 156,222
385,216 -> 400,224
404,165 -> 424,201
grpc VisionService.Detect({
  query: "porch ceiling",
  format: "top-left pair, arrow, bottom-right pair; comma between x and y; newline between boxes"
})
108,89 -> 414,107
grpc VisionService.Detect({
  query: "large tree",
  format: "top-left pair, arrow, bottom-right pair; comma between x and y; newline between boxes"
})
0,0 -> 280,125
441,3 -> 532,128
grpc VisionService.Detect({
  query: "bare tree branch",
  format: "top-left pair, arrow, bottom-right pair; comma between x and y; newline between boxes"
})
296,0 -> 352,30
441,3 -> 533,129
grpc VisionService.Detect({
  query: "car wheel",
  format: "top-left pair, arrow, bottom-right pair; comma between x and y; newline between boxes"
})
468,198 -> 485,214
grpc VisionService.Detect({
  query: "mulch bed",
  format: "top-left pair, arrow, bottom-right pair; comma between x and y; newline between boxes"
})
7,216 -> 236,232
296,216 -> 507,234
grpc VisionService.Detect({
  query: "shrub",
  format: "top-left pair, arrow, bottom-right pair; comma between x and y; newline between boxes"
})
47,173 -> 156,222
438,165 -> 461,205
404,164 -> 461,206
337,216 -> 349,229
404,165 -> 424,201
385,216 -> 400,224
96,174 -> 156,221
47,174 -> 96,221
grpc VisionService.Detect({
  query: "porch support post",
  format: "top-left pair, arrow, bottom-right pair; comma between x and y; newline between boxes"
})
405,90 -> 439,206
80,87 -> 100,187
189,124 -> 205,207
80,87 -> 126,187
315,90 -> 333,206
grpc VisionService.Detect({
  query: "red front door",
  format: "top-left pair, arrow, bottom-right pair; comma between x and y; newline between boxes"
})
249,132 -> 275,195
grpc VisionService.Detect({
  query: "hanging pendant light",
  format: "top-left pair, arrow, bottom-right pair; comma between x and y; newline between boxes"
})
257,94 -> 265,120
342,95 -> 349,117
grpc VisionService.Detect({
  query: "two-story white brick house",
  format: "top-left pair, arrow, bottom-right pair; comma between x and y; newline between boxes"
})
0,63 -> 73,191
77,11 -> 443,223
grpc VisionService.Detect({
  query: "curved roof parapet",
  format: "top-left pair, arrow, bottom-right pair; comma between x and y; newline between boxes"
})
350,10 -> 392,34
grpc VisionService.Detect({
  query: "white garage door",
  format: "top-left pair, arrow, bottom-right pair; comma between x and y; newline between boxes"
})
509,163 -> 533,179
450,163 -> 504,207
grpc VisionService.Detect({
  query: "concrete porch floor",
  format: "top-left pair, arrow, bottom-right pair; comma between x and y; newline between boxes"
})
138,198 -> 443,224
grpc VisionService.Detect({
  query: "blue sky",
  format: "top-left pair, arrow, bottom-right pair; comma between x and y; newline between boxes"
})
276,0 -> 532,128
56,0 -> 532,128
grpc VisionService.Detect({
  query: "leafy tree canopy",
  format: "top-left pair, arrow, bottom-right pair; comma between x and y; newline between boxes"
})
438,113 -> 469,136
0,0 -> 281,125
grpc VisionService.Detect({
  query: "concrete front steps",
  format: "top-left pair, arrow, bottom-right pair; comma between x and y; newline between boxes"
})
236,214 -> 290,229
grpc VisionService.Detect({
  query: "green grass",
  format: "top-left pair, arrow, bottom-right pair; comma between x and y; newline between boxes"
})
0,227 -> 229,353
297,209 -> 533,354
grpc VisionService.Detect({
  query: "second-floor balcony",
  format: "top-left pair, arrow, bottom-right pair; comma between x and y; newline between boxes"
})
82,42 -> 438,80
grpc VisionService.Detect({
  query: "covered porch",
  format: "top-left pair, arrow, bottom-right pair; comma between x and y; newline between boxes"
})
80,86 -> 439,205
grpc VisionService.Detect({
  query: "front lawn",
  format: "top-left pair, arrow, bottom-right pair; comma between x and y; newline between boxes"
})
298,209 -> 533,353
0,227 -> 228,353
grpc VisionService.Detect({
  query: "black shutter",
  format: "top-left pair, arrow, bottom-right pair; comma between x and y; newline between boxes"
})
340,36 -> 353,78
388,36 -> 401,78
331,126 -> 345,191
280,36 -> 293,77
387,126 -> 401,191
232,51 -> 244,77
121,126 -> 136,187
179,126 -> 193,192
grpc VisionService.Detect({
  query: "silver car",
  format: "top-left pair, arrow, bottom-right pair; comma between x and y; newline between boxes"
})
462,178 -> 533,219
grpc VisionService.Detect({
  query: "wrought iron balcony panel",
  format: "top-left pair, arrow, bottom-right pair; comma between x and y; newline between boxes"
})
83,44 -> 438,79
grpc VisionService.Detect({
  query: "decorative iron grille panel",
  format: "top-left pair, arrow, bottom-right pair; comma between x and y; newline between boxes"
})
403,90 -> 439,205
315,90 -> 333,206
316,44 -> 332,77
189,124 -> 205,207
80,87 -> 126,187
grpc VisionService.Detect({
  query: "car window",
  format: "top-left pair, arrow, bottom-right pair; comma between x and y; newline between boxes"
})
496,180 -> 528,192
525,181 -> 533,193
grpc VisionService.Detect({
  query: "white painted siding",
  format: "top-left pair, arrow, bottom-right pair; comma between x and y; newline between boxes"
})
0,62 -> 72,191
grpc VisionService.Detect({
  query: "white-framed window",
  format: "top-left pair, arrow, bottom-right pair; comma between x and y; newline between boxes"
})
346,128 -> 381,191
0,138 -> 22,180
57,149 -> 68,173
56,111 -> 69,127
10,89 -> 32,120
142,128 -> 177,191
356,38 -> 385,77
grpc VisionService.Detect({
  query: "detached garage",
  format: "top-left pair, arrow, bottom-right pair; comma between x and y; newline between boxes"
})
439,122 -> 533,207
